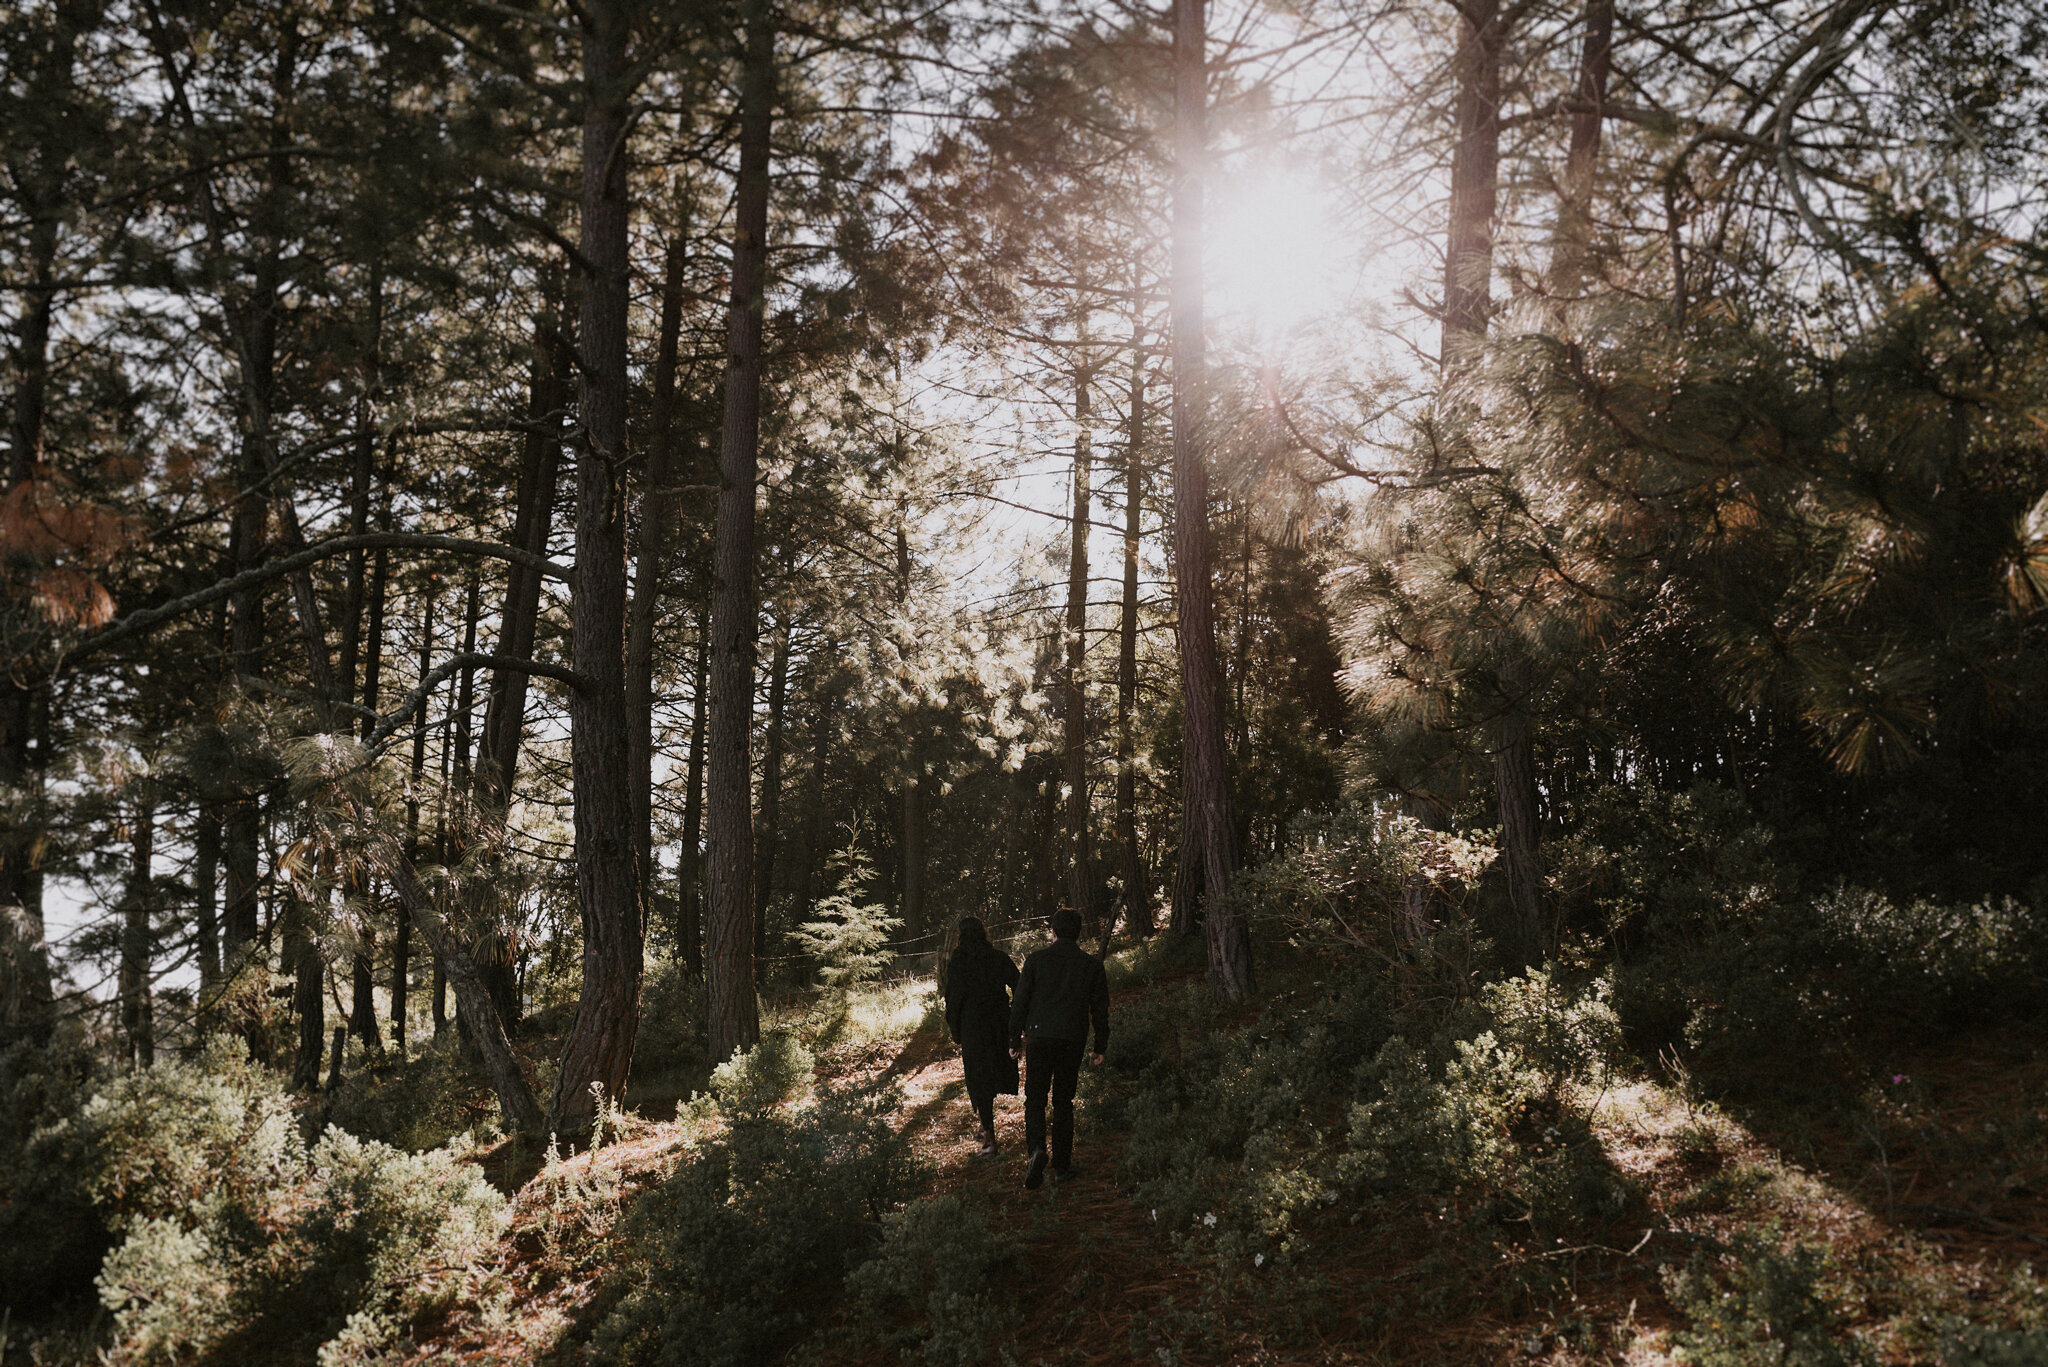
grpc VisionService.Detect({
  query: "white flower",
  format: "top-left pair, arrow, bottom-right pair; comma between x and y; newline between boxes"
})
1202,1212 -> 1216,1228
1254,1253 -> 1265,1268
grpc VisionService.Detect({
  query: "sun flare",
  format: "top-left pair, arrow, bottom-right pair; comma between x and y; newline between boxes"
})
1207,167 -> 1349,335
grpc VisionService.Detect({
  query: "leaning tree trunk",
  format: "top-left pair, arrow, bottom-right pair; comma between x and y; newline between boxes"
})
705,0 -> 774,1063
551,0 -> 647,1139
1170,0 -> 1251,1001
383,852 -> 544,1134
1116,329 -> 1150,936
1064,347 -> 1095,934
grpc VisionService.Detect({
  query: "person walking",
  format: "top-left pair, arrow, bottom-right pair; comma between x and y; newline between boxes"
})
1009,907 -> 1110,1189
944,915 -> 1019,1158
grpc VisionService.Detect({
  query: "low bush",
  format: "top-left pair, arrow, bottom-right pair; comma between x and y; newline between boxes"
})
1663,1228 -> 1874,1367
74,1040 -> 508,1365
845,1193 -> 1022,1365
594,1071 -> 923,1367
0,1035 -> 111,1314
322,1037 -> 500,1152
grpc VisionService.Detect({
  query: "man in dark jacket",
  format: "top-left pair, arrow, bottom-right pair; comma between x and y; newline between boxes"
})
1009,907 -> 1110,1190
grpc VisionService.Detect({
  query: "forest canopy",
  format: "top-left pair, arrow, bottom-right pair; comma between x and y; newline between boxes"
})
3,0 -> 2045,1361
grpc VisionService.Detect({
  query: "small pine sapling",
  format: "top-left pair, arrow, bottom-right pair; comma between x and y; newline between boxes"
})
795,827 -> 903,989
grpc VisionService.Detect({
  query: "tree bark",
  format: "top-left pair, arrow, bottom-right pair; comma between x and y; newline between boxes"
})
1065,347 -> 1095,932
390,890 -> 409,1057
1552,0 -> 1613,296
755,618 -> 790,965
480,284 -> 570,805
406,579 -> 436,1048
551,0 -> 647,1137
629,233 -> 690,916
350,942 -> 381,1058
1117,331 -> 1150,936
194,808 -> 221,989
119,792 -> 156,1067
384,852 -> 543,1134
288,892 -> 325,1091
679,603 -> 709,974
1,217 -> 57,1045
1171,0 -> 1251,1001
1493,686 -> 1545,958
1441,0 -> 1504,370
706,0 -> 774,1063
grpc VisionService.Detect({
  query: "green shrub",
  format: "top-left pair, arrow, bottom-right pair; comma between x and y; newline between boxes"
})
1937,1328 -> 2048,1367
1478,968 -> 1624,1098
1664,1229 -> 1874,1367
317,1037 -> 496,1153
794,833 -> 902,988
845,1194 -> 1022,1365
76,1041 -> 509,1365
594,1072 -> 924,1367
0,1036 -> 111,1313
707,1029 -> 815,1117
629,951 -> 710,1106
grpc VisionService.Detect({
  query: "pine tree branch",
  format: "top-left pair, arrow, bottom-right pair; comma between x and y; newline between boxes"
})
54,533 -> 572,674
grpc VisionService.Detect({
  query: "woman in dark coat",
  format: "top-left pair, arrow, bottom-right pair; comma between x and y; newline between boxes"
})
944,916 -> 1020,1157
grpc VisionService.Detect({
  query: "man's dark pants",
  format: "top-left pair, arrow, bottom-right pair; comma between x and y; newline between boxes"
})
1023,1035 -> 1085,1169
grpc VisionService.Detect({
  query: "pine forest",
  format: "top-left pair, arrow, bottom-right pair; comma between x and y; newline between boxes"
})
3,0 -> 2047,1362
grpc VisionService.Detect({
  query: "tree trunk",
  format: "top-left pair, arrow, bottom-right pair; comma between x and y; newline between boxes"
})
755,618 -> 790,966
1169,817 -> 1202,937
452,575 -> 480,787
1494,691 -> 1545,959
350,936 -> 382,1058
1,205 -> 59,1046
793,679 -> 834,918
1552,0 -> 1613,296
336,267 -> 383,698
120,793 -> 156,1067
679,604 -> 709,973
551,0 -> 647,1138
1441,0 -> 1503,370
1065,349 -> 1095,933
480,283 -> 570,804
406,577 -> 436,1045
1117,331 -> 1150,936
195,809 -> 222,989
1171,0 -> 1251,1001
384,853 -> 543,1134
902,769 -> 925,943
390,892 -> 409,1057
289,894 -> 325,1091
629,234 -> 690,915
706,0 -> 774,1063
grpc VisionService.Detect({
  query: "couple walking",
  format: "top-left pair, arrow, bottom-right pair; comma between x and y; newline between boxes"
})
942,907 -> 1110,1191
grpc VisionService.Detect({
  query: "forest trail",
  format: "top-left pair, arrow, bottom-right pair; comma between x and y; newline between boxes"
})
808,976 -> 1225,1367
399,972 -> 2048,1366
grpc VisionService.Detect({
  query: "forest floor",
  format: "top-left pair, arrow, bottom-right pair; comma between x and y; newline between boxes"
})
398,953 -> 2048,1366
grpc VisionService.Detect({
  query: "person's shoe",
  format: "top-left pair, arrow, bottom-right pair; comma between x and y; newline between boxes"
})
1024,1147 -> 1048,1190
974,1137 -> 998,1160
1052,1163 -> 1081,1184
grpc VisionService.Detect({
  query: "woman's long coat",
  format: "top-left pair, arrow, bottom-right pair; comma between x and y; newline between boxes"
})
945,944 -> 1020,1100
